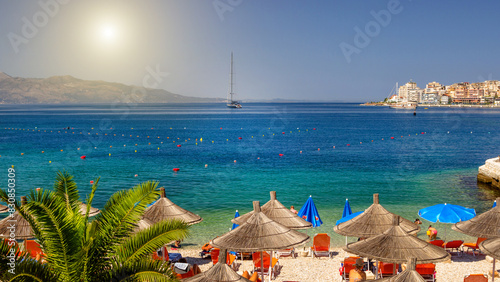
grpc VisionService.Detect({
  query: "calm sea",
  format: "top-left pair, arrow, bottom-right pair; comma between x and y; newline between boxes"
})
1,103 -> 500,247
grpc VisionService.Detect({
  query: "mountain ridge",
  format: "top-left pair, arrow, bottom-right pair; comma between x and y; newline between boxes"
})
0,72 -> 221,104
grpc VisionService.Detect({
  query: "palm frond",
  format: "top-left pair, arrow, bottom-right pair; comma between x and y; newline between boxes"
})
116,220 -> 189,264
106,258 -> 178,282
95,181 -> 160,247
1,258 -> 60,282
24,189 -> 84,280
52,170 -> 80,212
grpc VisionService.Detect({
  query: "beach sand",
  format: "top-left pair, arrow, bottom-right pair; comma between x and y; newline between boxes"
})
172,246 -> 494,281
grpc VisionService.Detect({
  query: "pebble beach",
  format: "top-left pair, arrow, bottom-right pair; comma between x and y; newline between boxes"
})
172,246 -> 494,281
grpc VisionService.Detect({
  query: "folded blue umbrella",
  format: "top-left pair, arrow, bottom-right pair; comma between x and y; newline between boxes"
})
494,200 -> 497,208
297,195 -> 323,227
232,210 -> 240,230
342,198 -> 352,218
418,203 -> 476,224
336,211 -> 363,225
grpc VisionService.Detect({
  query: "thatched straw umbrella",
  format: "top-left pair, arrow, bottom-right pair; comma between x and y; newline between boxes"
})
211,201 -> 310,281
452,197 -> 500,238
143,187 -> 202,225
452,197 -> 500,282
0,203 -> 8,213
231,191 -> 312,229
0,196 -> 35,240
374,258 -> 426,282
344,215 -> 450,278
334,194 -> 420,238
133,218 -> 154,234
79,202 -> 100,217
184,248 -> 251,282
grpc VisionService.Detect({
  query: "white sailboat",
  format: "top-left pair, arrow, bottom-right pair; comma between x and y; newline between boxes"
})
227,52 -> 242,108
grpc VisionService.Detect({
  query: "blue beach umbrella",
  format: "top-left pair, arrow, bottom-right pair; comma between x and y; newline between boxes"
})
297,195 -> 323,227
232,210 -> 240,230
418,203 -> 476,240
336,211 -> 363,226
342,198 -> 352,218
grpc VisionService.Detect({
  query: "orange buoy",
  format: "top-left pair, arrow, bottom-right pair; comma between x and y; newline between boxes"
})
173,168 -> 180,172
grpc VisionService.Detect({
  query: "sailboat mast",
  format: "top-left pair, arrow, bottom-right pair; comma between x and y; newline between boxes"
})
229,52 -> 234,102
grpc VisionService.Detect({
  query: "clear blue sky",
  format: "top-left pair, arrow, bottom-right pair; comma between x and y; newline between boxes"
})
0,0 -> 498,102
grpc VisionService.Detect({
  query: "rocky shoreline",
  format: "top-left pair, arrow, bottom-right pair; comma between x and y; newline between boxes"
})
478,157 -> 500,189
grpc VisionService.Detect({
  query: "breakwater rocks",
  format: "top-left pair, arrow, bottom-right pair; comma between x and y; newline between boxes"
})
478,157 -> 500,189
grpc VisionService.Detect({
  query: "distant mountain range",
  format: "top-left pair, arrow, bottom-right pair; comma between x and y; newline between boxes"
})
0,72 -> 221,104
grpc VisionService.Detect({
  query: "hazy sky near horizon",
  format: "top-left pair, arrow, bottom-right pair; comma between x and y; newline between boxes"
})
0,1 -> 499,102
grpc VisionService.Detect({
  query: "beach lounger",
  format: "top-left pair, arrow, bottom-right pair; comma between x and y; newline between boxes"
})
276,248 -> 295,259
378,261 -> 399,278
210,248 -> 237,269
429,239 -> 445,248
463,237 -> 487,257
464,274 -> 488,282
25,240 -> 44,260
339,256 -> 360,281
416,263 -> 435,282
442,240 -> 463,256
312,233 -> 331,258
252,251 -> 279,280
151,246 -> 182,262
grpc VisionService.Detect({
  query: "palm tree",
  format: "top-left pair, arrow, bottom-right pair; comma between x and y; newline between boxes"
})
0,171 -> 190,281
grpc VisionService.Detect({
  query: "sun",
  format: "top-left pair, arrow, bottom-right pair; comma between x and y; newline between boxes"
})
99,24 -> 118,42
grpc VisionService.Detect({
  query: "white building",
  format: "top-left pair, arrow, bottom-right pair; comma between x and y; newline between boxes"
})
398,80 -> 419,101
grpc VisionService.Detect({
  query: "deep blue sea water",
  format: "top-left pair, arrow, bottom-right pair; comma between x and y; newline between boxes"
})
1,103 -> 500,246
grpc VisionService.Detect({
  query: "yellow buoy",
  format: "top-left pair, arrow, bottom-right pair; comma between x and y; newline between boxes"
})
135,150 -> 137,153
49,161 -> 51,163
200,138 -> 203,142
109,153 -> 111,156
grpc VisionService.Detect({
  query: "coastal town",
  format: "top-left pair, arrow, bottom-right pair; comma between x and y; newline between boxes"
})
367,79 -> 500,107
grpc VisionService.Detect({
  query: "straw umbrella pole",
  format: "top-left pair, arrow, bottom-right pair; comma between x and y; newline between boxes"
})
452,197 -> 500,282
211,201 -> 310,282
143,187 -> 202,225
232,191 -> 312,229
184,248 -> 251,282
344,215 -> 450,278
0,196 -> 35,240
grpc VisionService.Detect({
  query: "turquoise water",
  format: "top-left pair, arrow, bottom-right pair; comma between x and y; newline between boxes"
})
1,103 -> 500,247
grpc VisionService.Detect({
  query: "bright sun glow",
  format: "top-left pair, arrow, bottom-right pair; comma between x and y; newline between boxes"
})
100,24 -> 117,42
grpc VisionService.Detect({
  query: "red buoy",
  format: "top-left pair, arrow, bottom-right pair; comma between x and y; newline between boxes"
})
282,132 -> 285,134
173,168 -> 180,172
421,132 -> 425,134
90,180 -> 94,184
390,137 -> 394,139
80,155 -> 86,159
313,128 -> 316,130
347,144 -> 350,146
279,154 -> 284,157
238,137 -> 242,139
177,144 -> 181,147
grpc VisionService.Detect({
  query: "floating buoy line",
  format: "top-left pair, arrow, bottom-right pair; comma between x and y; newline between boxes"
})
0,126 -> 444,165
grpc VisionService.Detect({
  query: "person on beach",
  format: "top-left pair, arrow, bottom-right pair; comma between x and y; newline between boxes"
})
290,205 -> 298,214
349,258 -> 366,281
427,225 -> 437,240
414,218 -> 422,225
